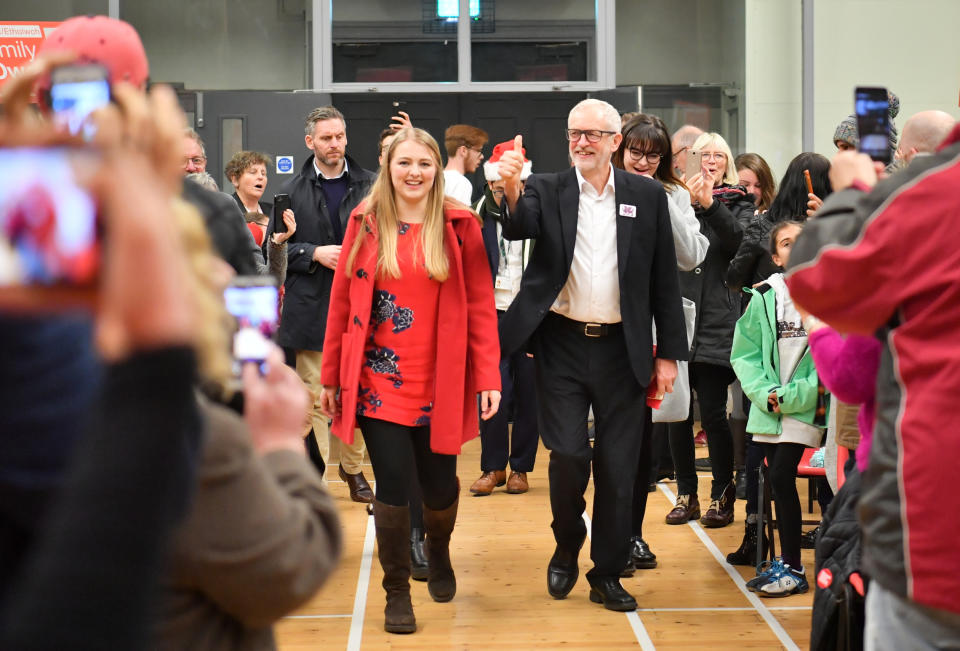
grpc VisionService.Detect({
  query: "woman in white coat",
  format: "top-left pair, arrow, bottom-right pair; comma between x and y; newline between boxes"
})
613,113 -> 708,573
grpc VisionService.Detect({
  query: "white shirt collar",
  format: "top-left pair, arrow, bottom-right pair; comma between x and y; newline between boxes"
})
314,156 -> 349,180
575,163 -> 616,197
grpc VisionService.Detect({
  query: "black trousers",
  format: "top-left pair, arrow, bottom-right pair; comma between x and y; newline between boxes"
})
0,481 -> 53,613
759,441 -> 806,569
630,408 -> 656,539
357,416 -> 458,512
532,314 -> 646,579
479,312 -> 539,472
669,362 -> 736,500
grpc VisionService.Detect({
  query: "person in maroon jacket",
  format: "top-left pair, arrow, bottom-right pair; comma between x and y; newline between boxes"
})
786,126 -> 960,649
319,127 -> 501,635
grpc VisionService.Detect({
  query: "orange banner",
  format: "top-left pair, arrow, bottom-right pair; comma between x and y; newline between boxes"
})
0,21 -> 62,88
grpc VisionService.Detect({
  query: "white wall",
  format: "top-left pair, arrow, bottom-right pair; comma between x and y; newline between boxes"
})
813,0 -> 960,156
744,0 -> 802,180
744,0 -> 960,181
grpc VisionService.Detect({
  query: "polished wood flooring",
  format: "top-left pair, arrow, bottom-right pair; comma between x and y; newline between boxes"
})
276,436 -> 817,650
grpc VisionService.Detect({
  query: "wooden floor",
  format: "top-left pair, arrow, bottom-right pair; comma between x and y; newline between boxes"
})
276,436 -> 817,650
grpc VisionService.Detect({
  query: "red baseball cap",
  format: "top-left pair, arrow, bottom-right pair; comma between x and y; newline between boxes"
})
35,15 -> 149,108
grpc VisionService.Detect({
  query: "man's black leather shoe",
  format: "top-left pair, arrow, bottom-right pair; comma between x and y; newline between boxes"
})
587,577 -> 637,611
547,546 -> 579,599
629,537 -> 658,570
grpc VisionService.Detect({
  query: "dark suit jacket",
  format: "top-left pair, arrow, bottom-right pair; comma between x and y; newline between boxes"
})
267,154 -> 375,352
498,166 -> 688,386
230,192 -> 272,223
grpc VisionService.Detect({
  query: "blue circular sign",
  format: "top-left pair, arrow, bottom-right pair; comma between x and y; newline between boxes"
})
277,156 -> 293,173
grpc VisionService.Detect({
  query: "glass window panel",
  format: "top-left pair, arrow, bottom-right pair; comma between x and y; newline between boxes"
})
0,1 -> 108,21
332,0 -> 457,83
122,0 -> 309,90
471,0 -> 596,83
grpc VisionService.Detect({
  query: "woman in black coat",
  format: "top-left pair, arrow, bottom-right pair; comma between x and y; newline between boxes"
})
664,132 -> 754,530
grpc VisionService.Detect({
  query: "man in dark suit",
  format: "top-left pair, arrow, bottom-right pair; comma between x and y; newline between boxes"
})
496,99 -> 687,611
269,106 -> 376,502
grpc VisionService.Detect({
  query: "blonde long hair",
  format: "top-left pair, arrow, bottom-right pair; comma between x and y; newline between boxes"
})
347,128 -> 450,282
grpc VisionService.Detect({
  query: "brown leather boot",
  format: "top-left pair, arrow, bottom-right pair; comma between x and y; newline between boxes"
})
373,501 -> 416,634
700,481 -> 736,528
423,482 -> 459,602
665,494 -> 700,525
469,470 -> 505,496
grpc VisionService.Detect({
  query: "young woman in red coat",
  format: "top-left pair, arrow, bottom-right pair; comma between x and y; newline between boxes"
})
319,127 -> 501,634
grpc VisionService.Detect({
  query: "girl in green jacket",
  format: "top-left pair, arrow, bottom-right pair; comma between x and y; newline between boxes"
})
729,220 -> 828,597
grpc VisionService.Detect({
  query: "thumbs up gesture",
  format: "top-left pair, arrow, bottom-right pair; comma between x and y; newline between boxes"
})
498,135 -> 525,210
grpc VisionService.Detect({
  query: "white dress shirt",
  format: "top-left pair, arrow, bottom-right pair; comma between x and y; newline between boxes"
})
494,222 -> 526,311
551,164 -> 621,323
443,169 -> 473,204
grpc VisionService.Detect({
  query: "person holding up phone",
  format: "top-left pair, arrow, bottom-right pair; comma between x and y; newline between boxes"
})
663,132 -> 754,530
318,127 -> 501,634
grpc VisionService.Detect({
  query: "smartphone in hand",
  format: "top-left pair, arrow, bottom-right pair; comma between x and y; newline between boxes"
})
684,149 -> 703,182
0,148 -> 100,289
224,276 -> 279,375
272,194 -> 290,234
49,64 -> 111,140
855,86 -> 891,164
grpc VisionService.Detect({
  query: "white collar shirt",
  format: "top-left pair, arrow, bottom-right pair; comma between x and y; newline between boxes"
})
551,164 -> 621,323
314,157 -> 349,180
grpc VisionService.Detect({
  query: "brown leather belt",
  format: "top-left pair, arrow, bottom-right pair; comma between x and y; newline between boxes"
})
550,313 -> 623,338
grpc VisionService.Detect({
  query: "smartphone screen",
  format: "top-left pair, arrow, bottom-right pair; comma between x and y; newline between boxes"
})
224,279 -> 279,370
50,64 -> 111,139
855,87 -> 891,164
0,148 -> 99,287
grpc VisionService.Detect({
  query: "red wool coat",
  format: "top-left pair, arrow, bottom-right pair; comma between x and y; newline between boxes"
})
320,203 -> 501,455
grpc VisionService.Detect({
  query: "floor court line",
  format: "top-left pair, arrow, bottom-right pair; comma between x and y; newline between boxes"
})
658,483 -> 801,651
345,509 -> 376,651
581,512 -> 656,651
284,614 -> 353,619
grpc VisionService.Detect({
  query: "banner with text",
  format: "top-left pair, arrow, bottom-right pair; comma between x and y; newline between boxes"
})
0,21 -> 62,88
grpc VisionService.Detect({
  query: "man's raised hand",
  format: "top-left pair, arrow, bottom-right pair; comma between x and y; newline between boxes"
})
498,134 -> 525,211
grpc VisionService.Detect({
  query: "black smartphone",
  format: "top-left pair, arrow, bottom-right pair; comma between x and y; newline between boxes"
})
224,276 -> 279,374
855,86 -> 891,164
49,64 -> 111,140
273,194 -> 290,234
0,148 -> 100,289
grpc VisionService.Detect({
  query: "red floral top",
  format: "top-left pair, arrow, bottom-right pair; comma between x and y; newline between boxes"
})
357,222 -> 440,427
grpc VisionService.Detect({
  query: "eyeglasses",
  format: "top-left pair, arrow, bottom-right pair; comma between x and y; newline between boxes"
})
626,149 -> 662,164
672,146 -> 689,156
701,152 -> 726,161
565,129 -> 617,143
184,156 -> 207,166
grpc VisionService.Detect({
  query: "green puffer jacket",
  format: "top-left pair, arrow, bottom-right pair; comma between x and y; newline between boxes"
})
730,280 -> 825,436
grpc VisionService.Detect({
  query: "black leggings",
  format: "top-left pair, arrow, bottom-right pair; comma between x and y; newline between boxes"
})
669,362 -> 736,499
759,441 -> 806,570
357,416 -> 458,511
